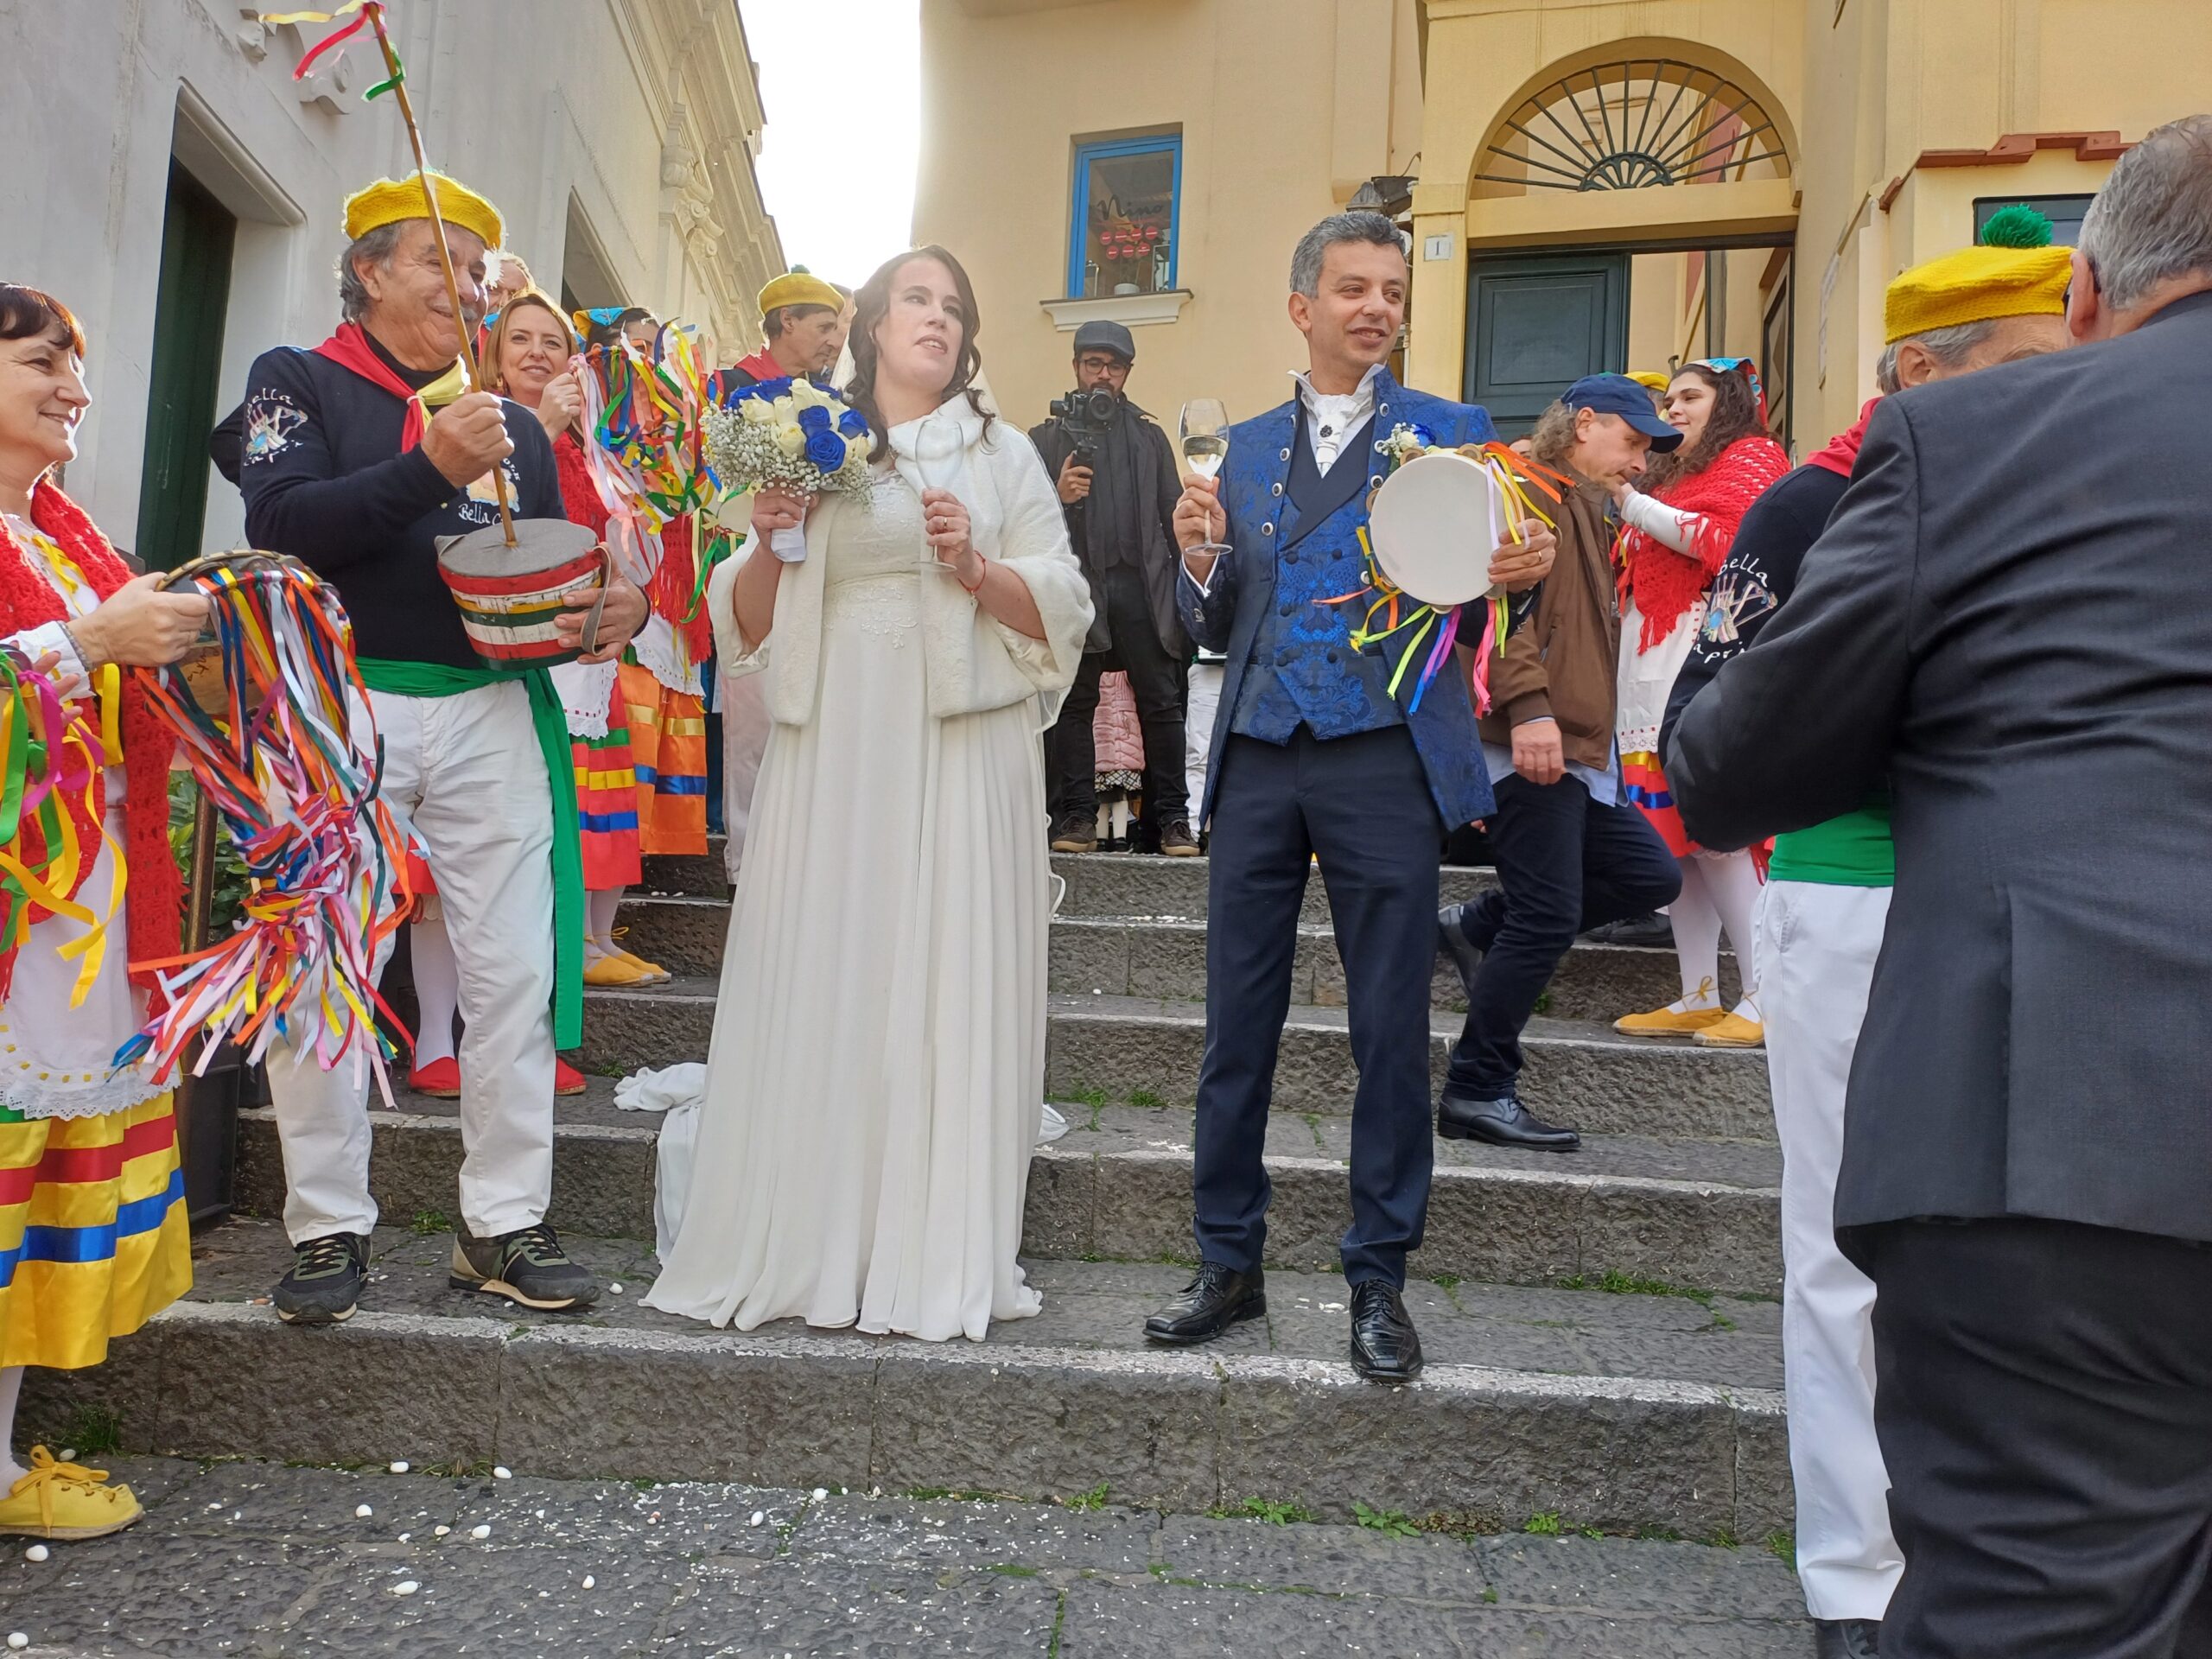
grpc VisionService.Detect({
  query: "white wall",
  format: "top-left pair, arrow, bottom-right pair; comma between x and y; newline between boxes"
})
0,0 -> 779,556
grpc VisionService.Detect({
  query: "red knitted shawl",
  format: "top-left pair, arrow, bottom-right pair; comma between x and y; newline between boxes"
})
553,431 -> 610,537
4,482 -> 181,990
1618,435 -> 1792,652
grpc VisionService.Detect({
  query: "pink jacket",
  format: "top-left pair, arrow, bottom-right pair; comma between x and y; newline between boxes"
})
1093,671 -> 1145,773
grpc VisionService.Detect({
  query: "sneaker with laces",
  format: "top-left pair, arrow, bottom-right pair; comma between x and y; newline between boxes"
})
275,1231 -> 370,1325
0,1448 -> 143,1540
1049,814 -> 1098,855
1160,819 -> 1200,857
450,1223 -> 599,1311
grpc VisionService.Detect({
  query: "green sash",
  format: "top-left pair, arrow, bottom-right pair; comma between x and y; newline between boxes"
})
357,658 -> 582,1049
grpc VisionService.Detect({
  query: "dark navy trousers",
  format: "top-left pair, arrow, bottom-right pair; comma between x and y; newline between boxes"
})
1192,727 -> 1444,1287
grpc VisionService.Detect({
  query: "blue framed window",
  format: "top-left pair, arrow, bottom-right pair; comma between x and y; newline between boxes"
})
1068,134 -> 1182,300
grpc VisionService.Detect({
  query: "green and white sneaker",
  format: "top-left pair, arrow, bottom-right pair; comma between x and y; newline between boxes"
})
449,1223 -> 599,1312
275,1232 -> 370,1325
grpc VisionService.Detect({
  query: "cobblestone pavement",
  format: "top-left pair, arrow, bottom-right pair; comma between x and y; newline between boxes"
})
0,1456 -> 1811,1656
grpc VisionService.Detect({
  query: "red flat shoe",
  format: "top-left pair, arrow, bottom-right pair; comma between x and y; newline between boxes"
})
555,1059 -> 588,1098
407,1057 -> 461,1099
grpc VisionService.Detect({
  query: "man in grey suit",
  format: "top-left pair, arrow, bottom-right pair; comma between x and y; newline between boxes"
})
1668,114 -> 2212,1658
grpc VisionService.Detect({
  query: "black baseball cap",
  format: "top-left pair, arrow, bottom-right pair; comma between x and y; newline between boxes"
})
1072,320 -> 1136,362
1562,374 -> 1681,448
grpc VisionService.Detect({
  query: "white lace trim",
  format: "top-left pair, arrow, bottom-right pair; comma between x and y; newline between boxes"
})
631,615 -> 702,697
0,1068 -> 166,1122
550,658 -> 620,740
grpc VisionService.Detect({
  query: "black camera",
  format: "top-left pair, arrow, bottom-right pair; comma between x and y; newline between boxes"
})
1049,385 -> 1119,466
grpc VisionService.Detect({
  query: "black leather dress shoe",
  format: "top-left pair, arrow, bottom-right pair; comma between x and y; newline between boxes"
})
1436,904 -> 1485,1002
1585,912 -> 1674,948
1143,1262 -> 1265,1345
1348,1281 -> 1423,1383
1813,1618 -> 1881,1658
1437,1090 -> 1582,1152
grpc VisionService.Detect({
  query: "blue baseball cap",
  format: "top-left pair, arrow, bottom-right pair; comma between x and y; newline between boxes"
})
1562,374 -> 1682,449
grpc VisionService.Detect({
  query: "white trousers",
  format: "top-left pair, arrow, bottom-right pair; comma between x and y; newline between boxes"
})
1758,879 -> 1901,1622
264,682 -> 557,1243
1184,662 -> 1224,826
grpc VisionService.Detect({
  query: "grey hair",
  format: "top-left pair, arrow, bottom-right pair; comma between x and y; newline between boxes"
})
1873,318 -> 1998,394
1525,400 -> 1581,472
1290,211 -> 1409,296
2079,114 -> 2212,311
336,224 -> 405,323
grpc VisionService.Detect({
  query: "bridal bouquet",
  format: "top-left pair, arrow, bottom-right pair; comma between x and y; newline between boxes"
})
702,378 -> 874,563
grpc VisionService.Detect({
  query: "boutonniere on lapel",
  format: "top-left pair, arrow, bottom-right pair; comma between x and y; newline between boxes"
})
1323,432 -> 1568,715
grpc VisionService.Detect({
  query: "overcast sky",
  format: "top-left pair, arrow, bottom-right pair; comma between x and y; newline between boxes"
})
738,0 -> 921,290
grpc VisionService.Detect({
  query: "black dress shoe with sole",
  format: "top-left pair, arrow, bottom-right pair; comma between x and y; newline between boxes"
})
1813,1618 -> 1881,1658
1586,912 -> 1675,948
1436,904 -> 1485,1002
1348,1281 -> 1423,1383
1143,1262 -> 1265,1346
1437,1090 -> 1582,1152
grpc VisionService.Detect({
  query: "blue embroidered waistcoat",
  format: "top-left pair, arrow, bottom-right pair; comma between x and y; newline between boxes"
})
1230,406 -> 1400,744
1176,369 -> 1503,830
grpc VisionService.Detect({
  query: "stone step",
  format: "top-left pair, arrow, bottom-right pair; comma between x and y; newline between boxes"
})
635,838 -> 730,899
614,896 -> 1741,1023
35,1220 -> 1788,1541
576,985 -> 1773,1142
232,1089 -> 1783,1296
1051,851 -> 1499,925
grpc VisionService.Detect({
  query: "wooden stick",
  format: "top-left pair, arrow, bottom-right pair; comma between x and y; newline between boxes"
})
361,2 -> 516,545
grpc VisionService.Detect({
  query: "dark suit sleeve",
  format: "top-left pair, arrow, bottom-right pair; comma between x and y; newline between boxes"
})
1667,400 -> 1923,849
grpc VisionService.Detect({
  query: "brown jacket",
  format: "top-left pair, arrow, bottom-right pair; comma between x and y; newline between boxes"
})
1477,480 -> 1619,772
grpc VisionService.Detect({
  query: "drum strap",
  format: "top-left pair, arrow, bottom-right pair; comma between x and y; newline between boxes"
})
356,658 -> 583,1049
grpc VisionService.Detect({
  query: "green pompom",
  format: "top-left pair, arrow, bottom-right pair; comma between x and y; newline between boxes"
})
1980,205 -> 2055,249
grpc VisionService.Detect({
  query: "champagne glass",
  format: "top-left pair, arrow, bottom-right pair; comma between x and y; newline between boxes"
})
913,410 -> 963,570
1179,399 -> 1232,569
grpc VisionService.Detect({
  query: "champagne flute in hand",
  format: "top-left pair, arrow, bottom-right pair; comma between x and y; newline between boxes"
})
1179,399 -> 1232,571
914,410 -> 963,570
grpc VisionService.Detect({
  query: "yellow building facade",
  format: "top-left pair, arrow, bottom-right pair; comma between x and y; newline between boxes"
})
918,0 -> 2208,448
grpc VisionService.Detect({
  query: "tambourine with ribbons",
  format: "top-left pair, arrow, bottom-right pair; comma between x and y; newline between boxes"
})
113,551 -> 411,1096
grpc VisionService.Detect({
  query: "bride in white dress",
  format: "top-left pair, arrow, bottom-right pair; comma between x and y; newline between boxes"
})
645,247 -> 1092,1342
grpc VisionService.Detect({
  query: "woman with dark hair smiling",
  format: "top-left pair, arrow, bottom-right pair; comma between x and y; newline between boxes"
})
0,285 -> 209,1536
1611,358 -> 1789,1049
645,247 -> 1091,1341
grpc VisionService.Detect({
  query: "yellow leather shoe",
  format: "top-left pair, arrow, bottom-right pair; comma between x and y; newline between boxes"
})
1614,1003 -> 1729,1038
582,951 -> 659,989
613,950 -> 672,985
1694,1012 -> 1766,1049
0,1447 -> 143,1540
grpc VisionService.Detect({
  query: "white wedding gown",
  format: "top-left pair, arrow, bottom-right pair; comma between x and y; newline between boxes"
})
644,474 -> 1046,1341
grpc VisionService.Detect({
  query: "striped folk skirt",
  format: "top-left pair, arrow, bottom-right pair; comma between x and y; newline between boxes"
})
573,680 -> 644,891
618,661 -> 708,857
0,1093 -> 191,1371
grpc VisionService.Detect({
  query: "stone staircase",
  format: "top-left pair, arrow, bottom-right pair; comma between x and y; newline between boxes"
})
38,844 -> 1786,1544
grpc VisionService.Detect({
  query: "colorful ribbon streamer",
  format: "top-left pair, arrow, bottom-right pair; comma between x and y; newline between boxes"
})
0,649 -> 116,1009
261,1 -> 403,98
111,558 -> 411,1103
1320,443 -> 1569,716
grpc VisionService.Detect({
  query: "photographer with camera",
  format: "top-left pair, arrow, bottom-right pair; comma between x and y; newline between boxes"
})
1029,321 -> 1196,855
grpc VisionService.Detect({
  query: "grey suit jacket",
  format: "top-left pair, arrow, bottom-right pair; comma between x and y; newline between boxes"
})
1667,289 -> 2212,1244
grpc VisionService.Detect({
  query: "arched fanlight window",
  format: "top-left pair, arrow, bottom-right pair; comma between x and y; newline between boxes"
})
1476,60 -> 1789,193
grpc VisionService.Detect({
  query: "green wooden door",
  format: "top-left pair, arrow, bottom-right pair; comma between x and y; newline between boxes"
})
1464,252 -> 1630,437
135,162 -> 235,570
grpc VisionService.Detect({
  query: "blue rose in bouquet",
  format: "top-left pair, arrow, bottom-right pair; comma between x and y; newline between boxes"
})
804,427 -> 848,472
702,378 -> 875,565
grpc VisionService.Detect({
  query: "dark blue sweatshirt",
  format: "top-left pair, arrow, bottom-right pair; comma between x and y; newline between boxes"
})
235,336 -> 563,668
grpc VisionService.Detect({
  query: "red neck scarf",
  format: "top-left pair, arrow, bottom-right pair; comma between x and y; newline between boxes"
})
732,346 -> 784,385
3,483 -> 181,993
552,431 -> 610,539
311,321 -> 463,451
1806,398 -> 1881,480
1618,435 -> 1792,651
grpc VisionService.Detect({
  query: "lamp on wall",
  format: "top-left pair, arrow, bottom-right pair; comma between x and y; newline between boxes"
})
1350,175 -> 1417,218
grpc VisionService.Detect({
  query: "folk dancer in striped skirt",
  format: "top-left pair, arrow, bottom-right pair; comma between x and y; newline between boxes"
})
0,285 -> 201,1538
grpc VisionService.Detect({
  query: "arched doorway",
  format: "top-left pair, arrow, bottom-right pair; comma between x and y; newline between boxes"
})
1413,33 -> 1802,444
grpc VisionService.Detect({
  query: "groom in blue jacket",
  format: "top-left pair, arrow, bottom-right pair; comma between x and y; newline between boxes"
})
1141,212 -> 1554,1382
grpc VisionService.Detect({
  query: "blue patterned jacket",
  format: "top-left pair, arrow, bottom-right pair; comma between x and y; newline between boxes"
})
1178,370 -> 1500,827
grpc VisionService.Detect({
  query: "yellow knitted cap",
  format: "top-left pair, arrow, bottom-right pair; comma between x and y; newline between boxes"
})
343,173 -> 504,251
1884,245 -> 2071,343
758,271 -> 845,318
1624,371 -> 1671,392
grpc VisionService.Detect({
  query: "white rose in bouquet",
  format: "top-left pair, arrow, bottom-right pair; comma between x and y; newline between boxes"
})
703,375 -> 877,565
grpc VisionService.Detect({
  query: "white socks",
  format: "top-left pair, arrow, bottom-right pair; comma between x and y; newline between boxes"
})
1672,851 -> 1764,1020
410,913 -> 460,1067
0,1366 -> 27,1491
587,888 -> 625,963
